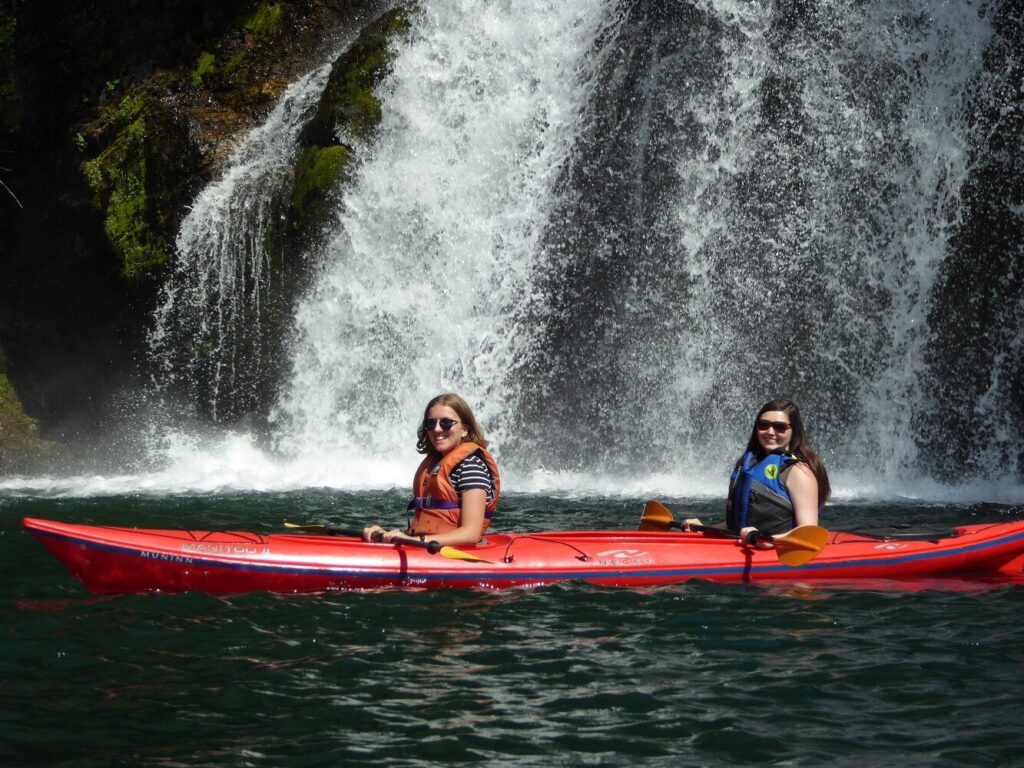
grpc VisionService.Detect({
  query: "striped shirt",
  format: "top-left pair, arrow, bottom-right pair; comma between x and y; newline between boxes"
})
449,452 -> 496,505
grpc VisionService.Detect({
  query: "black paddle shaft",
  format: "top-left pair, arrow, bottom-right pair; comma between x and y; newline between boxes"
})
321,524 -> 442,554
689,523 -> 772,545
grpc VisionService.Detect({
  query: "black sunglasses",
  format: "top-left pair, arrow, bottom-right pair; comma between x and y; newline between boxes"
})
756,419 -> 791,433
423,418 -> 462,431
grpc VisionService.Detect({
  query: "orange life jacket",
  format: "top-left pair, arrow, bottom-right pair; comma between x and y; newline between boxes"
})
408,442 -> 500,536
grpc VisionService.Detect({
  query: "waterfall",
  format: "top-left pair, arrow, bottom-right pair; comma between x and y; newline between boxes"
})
269,0 -> 621,483
506,0 -> 1022,493
101,0 -> 1022,500
148,62 -> 336,421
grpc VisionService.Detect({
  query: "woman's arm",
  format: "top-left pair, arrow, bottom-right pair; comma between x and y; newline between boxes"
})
419,488 -> 487,546
785,463 -> 820,527
369,489 -> 487,547
739,465 -> 819,544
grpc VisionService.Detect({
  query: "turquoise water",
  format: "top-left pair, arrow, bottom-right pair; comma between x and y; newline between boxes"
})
3,492 -> 1023,766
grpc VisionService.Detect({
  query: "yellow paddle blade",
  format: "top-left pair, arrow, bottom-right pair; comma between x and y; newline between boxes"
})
437,546 -> 493,564
639,500 -> 675,531
771,525 -> 830,567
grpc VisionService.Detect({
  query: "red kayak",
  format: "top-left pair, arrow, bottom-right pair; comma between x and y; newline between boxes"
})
22,516 -> 1024,594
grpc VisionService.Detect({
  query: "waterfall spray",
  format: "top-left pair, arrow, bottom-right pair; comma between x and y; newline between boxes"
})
271,0 -> 619,480
77,0 -> 1018,500
148,63 -> 335,421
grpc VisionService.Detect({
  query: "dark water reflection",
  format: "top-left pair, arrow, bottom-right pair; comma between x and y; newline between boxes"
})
2,491 -> 1023,766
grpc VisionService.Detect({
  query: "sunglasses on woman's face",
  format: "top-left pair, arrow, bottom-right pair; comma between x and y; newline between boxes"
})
756,420 -> 791,433
423,418 -> 461,432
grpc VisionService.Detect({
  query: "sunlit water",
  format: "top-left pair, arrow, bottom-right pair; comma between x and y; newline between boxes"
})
4,493 -> 1023,766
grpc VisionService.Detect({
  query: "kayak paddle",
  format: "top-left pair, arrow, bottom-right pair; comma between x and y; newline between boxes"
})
639,500 -> 829,567
283,522 -> 492,563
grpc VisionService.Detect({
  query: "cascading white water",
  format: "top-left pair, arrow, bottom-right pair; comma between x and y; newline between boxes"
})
633,0 -> 1007,494
148,63 -> 336,420
11,0 -> 1021,502
270,0 -> 621,485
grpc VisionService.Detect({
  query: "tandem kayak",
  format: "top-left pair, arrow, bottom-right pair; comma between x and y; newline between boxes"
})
22,516 -> 1024,594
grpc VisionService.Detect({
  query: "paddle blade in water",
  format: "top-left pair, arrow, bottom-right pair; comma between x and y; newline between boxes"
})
639,500 -> 676,531
284,522 -> 363,537
284,522 -> 328,533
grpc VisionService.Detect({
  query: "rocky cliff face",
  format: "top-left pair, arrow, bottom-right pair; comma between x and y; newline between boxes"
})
0,0 -> 403,462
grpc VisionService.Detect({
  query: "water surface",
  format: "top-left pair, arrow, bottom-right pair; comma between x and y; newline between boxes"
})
3,492 -> 1022,766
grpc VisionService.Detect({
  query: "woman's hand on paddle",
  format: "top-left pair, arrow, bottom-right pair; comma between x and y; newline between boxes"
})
741,526 -> 772,548
361,525 -> 385,541
682,518 -> 703,531
363,526 -> 421,543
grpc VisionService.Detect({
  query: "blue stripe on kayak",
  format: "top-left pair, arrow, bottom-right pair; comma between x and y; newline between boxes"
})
30,526 -> 1024,584
789,528 -> 1024,574
33,527 -> 744,581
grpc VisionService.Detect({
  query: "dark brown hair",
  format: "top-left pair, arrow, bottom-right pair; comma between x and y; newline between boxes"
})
744,398 -> 831,507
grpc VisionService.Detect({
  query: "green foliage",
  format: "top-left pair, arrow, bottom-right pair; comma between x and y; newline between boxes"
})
192,51 -> 217,88
244,2 -> 282,41
80,92 -> 169,279
342,50 -> 385,135
104,159 -> 167,280
291,145 -> 351,210
303,8 -> 412,147
223,50 -> 248,78
0,366 -> 51,465
386,9 -> 412,37
96,92 -> 145,126
0,12 -> 14,51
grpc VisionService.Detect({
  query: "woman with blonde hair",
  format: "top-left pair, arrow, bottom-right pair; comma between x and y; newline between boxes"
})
363,393 -> 500,547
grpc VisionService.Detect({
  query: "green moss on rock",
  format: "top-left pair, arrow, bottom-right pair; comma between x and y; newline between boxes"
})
0,353 -> 51,466
278,6 -> 412,256
291,144 -> 351,210
192,51 -> 217,88
80,91 -> 171,279
244,2 -> 283,41
301,7 -> 412,147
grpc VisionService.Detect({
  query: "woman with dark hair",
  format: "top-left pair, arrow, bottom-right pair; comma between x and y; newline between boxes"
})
362,393 -> 500,547
685,399 -> 830,543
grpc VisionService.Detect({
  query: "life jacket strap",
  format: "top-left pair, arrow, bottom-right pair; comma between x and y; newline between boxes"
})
407,495 -> 495,520
409,496 -> 462,510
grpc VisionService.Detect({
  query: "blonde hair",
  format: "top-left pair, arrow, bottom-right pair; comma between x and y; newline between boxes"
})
416,393 -> 489,454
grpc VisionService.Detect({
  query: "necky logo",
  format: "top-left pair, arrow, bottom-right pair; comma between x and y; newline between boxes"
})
595,549 -> 649,559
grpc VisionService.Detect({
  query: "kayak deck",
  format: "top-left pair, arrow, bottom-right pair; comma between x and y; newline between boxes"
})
23,517 -> 1024,594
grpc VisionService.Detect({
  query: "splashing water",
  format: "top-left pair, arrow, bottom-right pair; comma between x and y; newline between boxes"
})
148,63 -> 336,421
12,0 -> 1023,503
270,0 -> 621,481
657,1 -> 1006,485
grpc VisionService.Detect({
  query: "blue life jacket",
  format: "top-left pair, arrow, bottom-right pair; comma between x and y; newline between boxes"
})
727,450 -> 799,535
